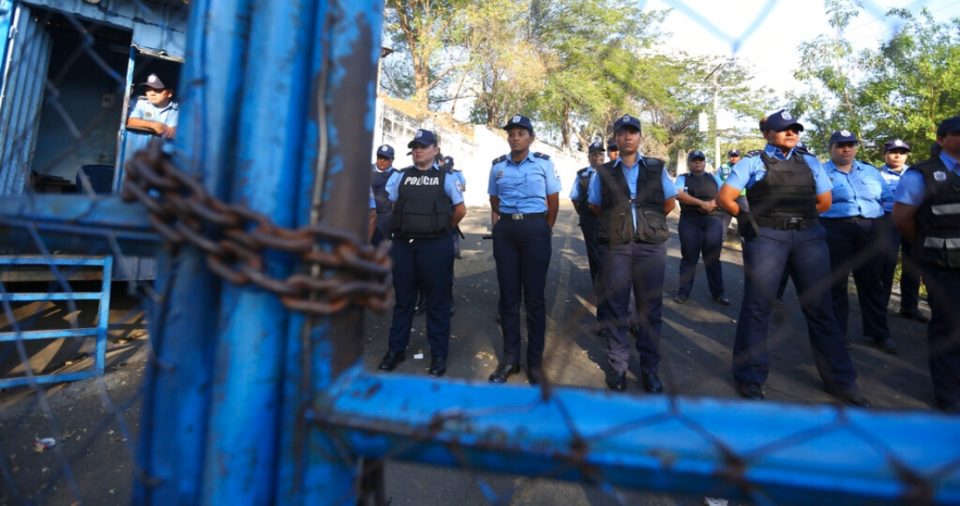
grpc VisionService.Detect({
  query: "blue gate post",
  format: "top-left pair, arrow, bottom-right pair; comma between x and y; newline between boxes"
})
133,0 -> 384,503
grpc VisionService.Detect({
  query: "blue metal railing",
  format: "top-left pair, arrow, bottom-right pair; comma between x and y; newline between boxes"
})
0,1 -> 957,504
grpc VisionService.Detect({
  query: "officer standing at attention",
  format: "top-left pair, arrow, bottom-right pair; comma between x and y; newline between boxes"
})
718,149 -> 744,236
370,144 -> 397,245
378,129 -> 466,377
893,115 -> 960,413
571,140 -> 605,290
716,110 -> 869,406
878,139 -> 927,322
673,150 -> 730,305
487,114 -> 561,385
588,114 -> 677,393
820,130 -> 896,354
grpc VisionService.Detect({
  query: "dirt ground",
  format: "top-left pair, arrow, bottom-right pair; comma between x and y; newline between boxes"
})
0,203 -> 934,505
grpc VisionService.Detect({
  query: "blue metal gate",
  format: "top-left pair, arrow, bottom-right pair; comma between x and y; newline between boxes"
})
0,0 -> 958,504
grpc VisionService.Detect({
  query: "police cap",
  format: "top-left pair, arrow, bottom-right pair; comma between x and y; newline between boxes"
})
588,140 -> 604,153
762,110 -> 804,132
687,150 -> 706,161
936,115 -> 960,137
407,129 -> 438,148
613,114 -> 642,133
503,114 -> 534,134
376,144 -> 395,159
828,130 -> 858,145
883,139 -> 911,153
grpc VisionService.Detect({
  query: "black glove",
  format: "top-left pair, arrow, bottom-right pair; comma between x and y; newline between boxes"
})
737,210 -> 758,240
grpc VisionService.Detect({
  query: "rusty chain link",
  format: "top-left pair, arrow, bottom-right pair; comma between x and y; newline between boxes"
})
120,143 -> 394,315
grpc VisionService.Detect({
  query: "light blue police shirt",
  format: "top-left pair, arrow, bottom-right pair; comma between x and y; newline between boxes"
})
126,98 -> 179,155
878,165 -> 906,213
721,144 -> 832,194
586,156 -> 678,230
896,152 -> 960,206
487,152 -> 562,214
674,172 -> 724,195
820,159 -> 888,219
569,166 -> 595,201
386,165 -> 464,205
449,169 -> 466,193
369,188 -> 376,209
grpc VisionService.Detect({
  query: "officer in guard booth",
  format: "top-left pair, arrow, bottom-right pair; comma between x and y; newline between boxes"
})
126,73 -> 178,155
377,129 -> 466,378
588,114 -> 676,394
893,115 -> 960,414
370,144 -> 397,246
716,109 -> 869,407
487,114 -> 561,386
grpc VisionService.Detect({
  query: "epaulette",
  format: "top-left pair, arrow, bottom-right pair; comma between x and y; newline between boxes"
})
576,167 -> 591,176
533,152 -> 551,160
492,155 -> 507,165
745,149 -> 763,157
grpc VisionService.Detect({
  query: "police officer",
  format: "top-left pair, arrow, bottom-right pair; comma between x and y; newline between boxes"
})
674,150 -> 729,305
892,115 -> 960,413
125,73 -> 178,154
378,129 -> 466,377
606,139 -> 619,162
820,130 -> 896,354
487,114 -> 561,385
878,139 -> 927,322
716,110 -> 869,406
588,114 -> 677,393
718,149 -> 743,236
442,155 -> 467,259
571,140 -> 605,288
371,144 -> 397,245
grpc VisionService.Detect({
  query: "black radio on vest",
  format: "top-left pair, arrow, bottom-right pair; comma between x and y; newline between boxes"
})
391,168 -> 452,239
596,158 -> 668,245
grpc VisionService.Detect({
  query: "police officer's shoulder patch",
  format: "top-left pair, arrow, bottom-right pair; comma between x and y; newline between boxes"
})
532,152 -> 551,160
492,155 -> 507,165
745,149 -> 763,158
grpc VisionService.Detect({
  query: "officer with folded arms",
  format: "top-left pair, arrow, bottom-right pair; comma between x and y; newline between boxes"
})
588,114 -> 677,393
893,115 -> 960,413
673,150 -> 730,306
487,114 -> 561,385
716,110 -> 869,407
378,129 -> 466,377
820,130 -> 896,354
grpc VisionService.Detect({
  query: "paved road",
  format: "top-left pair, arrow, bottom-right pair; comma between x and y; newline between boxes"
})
0,203 -> 933,505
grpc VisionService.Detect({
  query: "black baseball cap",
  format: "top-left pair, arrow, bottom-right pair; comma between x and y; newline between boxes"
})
613,114 -> 641,133
588,140 -> 604,153
503,114 -> 534,133
688,150 -> 706,161
883,139 -> 911,153
936,115 -> 960,137
762,110 -> 804,132
141,73 -> 167,90
376,144 -> 395,159
728,149 -> 741,157
828,130 -> 858,145
606,139 -> 618,151
407,129 -> 438,148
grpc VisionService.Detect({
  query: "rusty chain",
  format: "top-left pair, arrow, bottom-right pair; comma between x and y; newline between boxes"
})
120,142 -> 394,315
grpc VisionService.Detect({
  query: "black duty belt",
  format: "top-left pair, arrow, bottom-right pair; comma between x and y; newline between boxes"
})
502,212 -> 546,220
755,216 -> 818,230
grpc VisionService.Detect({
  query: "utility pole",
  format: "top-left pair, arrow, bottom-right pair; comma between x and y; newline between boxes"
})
713,71 -> 721,171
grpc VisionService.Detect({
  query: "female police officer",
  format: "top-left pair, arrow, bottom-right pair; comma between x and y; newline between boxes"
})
820,130 -> 896,354
674,150 -> 729,306
716,110 -> 869,406
377,129 -> 466,377
487,114 -> 561,385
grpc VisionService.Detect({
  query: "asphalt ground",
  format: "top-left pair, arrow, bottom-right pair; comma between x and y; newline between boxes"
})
0,203 -> 933,505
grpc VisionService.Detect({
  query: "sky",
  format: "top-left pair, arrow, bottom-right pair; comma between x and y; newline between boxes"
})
645,0 -> 959,126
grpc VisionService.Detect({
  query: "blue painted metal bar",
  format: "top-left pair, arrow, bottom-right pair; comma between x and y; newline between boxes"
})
0,328 -> 98,341
322,370 -> 960,505
1,292 -> 102,300
0,254 -> 115,266
0,369 -> 96,388
94,255 -> 112,377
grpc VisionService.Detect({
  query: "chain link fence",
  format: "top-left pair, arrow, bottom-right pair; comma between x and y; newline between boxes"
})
1,1 -> 958,505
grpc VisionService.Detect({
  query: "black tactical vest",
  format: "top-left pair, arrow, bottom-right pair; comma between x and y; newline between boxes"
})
371,167 -> 394,215
913,157 -> 960,269
679,172 -> 720,216
574,167 -> 592,213
596,158 -> 668,245
746,152 -> 818,222
390,168 -> 452,239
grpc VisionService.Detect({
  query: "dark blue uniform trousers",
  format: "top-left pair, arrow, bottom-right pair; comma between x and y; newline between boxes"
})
493,217 -> 552,367
733,225 -> 858,389
578,213 -> 607,322
598,241 -> 666,374
922,264 -> 960,410
387,235 -> 454,358
677,213 -> 725,298
878,213 -> 922,312
821,217 -> 890,342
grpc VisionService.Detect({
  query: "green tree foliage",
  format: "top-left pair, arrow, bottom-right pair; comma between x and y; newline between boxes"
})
790,0 -> 960,163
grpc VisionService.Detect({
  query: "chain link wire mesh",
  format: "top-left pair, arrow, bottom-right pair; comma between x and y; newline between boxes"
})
0,0 -> 957,505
